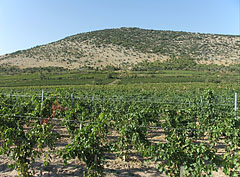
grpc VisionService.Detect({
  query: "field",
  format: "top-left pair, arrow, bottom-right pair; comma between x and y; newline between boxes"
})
0,68 -> 240,87
0,81 -> 239,176
0,67 -> 239,176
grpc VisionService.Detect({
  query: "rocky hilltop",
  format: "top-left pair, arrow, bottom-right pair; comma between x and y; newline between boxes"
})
0,27 -> 239,69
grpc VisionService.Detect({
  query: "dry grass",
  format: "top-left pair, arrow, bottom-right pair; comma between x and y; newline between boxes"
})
0,28 -> 239,69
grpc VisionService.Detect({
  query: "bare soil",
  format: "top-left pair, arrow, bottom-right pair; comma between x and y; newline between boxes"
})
0,127 -> 229,177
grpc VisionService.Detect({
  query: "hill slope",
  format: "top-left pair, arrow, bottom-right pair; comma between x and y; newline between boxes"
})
0,27 -> 239,69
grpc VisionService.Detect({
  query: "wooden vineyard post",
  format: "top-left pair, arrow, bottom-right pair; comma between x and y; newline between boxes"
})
180,165 -> 184,177
71,93 -> 74,108
235,93 -> 237,120
92,96 -> 94,112
41,89 -> 44,111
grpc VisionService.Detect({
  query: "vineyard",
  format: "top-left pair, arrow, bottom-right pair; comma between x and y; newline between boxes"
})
0,88 -> 239,177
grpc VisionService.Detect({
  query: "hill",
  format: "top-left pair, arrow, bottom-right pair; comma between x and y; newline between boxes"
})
0,27 -> 239,69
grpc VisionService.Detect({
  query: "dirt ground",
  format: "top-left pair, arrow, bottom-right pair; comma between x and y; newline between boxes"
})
0,154 -> 228,177
0,127 -> 229,177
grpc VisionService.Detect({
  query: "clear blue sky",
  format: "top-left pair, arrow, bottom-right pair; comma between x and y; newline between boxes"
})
0,0 -> 239,55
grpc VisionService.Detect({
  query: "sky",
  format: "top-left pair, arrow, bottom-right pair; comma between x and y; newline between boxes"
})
0,0 -> 239,55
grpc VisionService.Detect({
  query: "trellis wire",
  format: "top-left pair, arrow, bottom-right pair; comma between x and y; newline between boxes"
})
1,93 -> 238,106
1,90 -> 239,122
0,113 -> 238,133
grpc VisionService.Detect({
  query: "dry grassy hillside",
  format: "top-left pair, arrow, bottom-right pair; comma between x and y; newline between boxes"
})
0,28 -> 239,69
